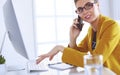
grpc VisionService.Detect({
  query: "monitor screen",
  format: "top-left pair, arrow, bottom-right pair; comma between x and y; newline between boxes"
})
3,0 -> 29,59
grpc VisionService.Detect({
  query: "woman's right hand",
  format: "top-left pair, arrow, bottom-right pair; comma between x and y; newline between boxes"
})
69,18 -> 81,47
36,45 -> 64,64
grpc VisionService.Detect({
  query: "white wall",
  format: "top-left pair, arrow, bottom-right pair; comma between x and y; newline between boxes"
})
99,0 -> 120,20
110,0 -> 120,20
99,0 -> 111,17
0,0 -> 36,67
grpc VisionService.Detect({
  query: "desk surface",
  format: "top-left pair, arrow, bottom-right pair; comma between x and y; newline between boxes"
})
4,66 -> 116,75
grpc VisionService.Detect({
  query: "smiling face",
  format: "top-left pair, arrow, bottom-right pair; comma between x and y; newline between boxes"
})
75,0 -> 100,23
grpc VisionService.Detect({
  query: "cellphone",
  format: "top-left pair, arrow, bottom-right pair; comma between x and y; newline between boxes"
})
76,16 -> 84,31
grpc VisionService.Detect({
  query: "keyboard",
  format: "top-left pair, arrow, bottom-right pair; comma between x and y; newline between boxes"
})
27,60 -> 48,72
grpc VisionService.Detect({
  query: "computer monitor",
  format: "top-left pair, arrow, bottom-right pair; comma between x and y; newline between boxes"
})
3,0 -> 29,59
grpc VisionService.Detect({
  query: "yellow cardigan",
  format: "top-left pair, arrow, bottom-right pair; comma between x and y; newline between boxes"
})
62,15 -> 120,74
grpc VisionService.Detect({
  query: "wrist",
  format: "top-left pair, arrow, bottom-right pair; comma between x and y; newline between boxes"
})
57,45 -> 64,52
68,42 -> 76,48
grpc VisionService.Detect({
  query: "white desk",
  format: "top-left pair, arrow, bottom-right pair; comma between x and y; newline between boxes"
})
4,67 -> 116,75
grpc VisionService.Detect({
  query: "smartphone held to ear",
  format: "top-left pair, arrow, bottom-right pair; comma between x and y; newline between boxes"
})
76,16 -> 84,31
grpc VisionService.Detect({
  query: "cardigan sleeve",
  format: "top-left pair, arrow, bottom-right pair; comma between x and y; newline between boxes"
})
77,34 -> 89,52
62,47 -> 87,67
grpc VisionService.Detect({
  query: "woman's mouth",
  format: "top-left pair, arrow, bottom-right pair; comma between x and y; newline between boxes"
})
84,14 -> 91,19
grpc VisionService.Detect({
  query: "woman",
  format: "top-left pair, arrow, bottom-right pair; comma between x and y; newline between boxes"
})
36,0 -> 120,74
